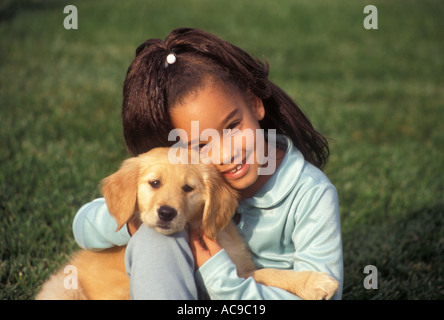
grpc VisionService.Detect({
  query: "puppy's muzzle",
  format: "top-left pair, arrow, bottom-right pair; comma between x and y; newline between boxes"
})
158,205 -> 177,222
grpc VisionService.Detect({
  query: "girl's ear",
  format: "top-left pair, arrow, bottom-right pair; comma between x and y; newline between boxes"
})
101,157 -> 140,231
201,166 -> 239,240
251,95 -> 265,121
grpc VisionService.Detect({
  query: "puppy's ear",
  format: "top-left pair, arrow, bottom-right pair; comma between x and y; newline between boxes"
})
202,166 -> 239,240
101,157 -> 140,231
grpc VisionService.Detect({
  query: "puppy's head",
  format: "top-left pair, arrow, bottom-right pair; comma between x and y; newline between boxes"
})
101,148 -> 238,239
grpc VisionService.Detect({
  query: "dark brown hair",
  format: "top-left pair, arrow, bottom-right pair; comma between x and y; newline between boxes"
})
122,28 -> 329,169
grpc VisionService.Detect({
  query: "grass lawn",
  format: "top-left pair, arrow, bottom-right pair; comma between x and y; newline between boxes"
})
1,0 -> 443,299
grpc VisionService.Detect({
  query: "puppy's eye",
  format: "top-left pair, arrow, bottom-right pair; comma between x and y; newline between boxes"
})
182,184 -> 194,193
149,180 -> 161,189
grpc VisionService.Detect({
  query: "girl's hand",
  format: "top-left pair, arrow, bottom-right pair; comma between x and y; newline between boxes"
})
189,228 -> 222,269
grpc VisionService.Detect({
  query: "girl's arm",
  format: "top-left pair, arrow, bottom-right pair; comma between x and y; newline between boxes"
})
292,183 -> 343,299
190,231 -> 301,300
191,183 -> 342,300
73,198 -> 131,250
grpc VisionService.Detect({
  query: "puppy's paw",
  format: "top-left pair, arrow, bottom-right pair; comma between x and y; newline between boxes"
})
297,272 -> 339,300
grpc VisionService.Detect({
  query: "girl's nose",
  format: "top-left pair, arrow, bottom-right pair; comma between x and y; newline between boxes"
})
199,130 -> 246,165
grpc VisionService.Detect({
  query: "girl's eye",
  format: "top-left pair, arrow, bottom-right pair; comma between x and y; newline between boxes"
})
149,180 -> 161,188
226,121 -> 240,131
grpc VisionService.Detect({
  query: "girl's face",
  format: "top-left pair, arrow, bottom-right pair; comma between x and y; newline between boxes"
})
170,83 -> 267,194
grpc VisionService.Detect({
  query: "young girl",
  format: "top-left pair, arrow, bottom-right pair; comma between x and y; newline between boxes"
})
73,28 -> 343,299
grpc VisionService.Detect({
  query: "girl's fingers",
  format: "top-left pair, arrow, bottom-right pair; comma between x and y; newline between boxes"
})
189,228 -> 222,269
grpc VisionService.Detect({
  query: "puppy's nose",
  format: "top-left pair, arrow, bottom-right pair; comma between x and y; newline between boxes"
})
158,205 -> 177,222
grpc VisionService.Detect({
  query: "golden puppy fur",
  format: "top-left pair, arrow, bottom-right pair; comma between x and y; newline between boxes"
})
36,148 -> 338,300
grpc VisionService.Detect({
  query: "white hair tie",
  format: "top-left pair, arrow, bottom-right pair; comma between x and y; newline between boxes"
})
165,53 -> 176,68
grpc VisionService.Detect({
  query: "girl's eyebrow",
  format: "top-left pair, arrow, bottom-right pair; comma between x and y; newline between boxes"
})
221,109 -> 238,127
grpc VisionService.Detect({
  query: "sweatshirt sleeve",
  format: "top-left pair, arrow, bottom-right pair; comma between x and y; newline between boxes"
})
194,182 -> 343,300
195,250 -> 301,300
72,198 -> 131,250
292,183 -> 343,299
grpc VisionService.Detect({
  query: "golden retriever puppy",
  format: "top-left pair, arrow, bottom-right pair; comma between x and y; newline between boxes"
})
37,148 -> 338,300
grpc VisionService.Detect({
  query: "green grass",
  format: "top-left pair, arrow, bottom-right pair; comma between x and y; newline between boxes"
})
1,0 -> 443,299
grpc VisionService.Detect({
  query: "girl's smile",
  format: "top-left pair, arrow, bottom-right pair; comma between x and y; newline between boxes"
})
222,159 -> 249,179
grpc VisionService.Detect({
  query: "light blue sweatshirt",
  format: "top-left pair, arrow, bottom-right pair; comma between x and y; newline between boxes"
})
73,135 -> 343,299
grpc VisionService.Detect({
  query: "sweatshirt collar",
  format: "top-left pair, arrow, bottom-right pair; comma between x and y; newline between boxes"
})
239,134 -> 305,210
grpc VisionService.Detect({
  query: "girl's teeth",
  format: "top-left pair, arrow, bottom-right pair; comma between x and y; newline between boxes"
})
228,164 -> 242,173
